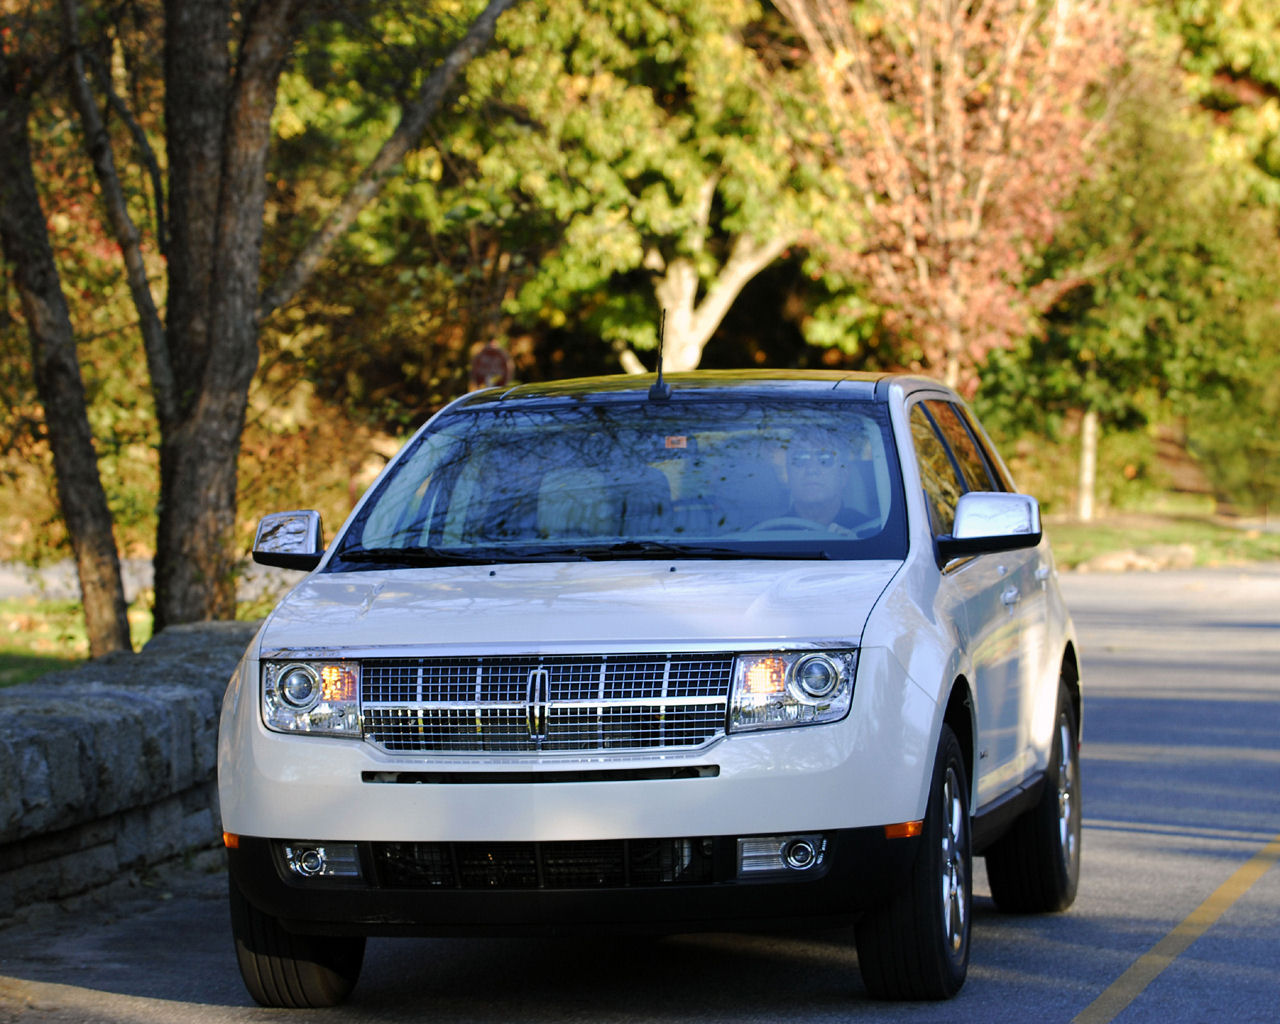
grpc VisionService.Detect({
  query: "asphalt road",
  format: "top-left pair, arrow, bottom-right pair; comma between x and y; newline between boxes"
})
1,565 -> 1277,1024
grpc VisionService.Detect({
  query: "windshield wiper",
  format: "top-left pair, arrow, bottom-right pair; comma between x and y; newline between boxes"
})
335,540 -> 839,568
588,541 -> 744,559
570,541 -> 833,561
336,546 -> 501,567
336,544 -> 601,567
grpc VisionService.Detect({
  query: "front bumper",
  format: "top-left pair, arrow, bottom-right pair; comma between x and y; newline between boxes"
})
227,828 -> 920,937
218,646 -> 938,843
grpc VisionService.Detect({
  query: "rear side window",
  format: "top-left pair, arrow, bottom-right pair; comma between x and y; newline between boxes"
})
925,401 -> 998,493
956,404 -> 1017,491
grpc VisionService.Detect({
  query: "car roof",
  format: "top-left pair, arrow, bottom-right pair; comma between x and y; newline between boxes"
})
449,369 -> 953,411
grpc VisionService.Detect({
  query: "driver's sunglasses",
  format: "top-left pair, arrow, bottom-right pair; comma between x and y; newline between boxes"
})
788,449 -> 838,468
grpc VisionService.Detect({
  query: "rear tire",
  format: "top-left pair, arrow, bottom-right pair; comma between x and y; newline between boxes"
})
855,725 -> 971,1000
985,682 -> 1082,913
229,877 -> 365,1008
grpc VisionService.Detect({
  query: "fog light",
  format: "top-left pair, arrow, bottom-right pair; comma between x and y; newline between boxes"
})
282,842 -> 362,879
784,838 -> 819,870
737,834 -> 827,876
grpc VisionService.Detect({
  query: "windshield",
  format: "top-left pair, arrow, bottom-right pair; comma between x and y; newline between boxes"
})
332,397 -> 907,568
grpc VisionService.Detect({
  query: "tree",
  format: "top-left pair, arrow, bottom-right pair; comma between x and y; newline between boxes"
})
978,66 -> 1280,518
455,0 -> 813,372
0,8 -> 131,655
0,0 -> 517,644
774,0 -> 1125,388
1148,0 -> 1280,517
255,20 -> 558,428
1152,0 -> 1280,206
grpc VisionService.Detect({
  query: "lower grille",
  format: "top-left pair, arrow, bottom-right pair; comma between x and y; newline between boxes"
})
374,838 -> 718,890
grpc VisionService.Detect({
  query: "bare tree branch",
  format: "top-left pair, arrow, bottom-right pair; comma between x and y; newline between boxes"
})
260,0 -> 519,319
60,0 -> 176,427
777,0 -> 1124,386
83,49 -> 169,257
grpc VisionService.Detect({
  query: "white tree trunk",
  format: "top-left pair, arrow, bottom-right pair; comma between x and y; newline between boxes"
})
1078,408 -> 1098,522
651,234 -> 793,372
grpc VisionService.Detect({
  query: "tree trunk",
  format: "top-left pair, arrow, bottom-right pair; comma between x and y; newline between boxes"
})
0,60 -> 132,655
150,0 -> 518,627
651,235 -> 794,372
1078,407 -> 1098,522
151,0 -> 298,630
10,0 -> 518,632
943,268 -> 964,389
153,395 -> 250,626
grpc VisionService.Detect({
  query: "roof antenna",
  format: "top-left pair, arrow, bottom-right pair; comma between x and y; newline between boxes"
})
648,309 -> 672,401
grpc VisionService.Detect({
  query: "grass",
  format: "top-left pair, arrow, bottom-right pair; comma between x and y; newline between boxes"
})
2,510 -> 1277,687
0,596 -> 152,687
1044,512 -> 1280,569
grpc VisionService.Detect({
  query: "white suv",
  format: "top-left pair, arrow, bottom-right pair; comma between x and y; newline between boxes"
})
218,370 -> 1082,1006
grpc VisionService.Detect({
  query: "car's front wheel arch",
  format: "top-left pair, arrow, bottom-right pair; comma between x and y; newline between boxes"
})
943,676 -> 977,809
1060,643 -> 1082,738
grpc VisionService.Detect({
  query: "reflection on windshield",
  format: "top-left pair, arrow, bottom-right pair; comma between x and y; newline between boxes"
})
334,399 -> 907,567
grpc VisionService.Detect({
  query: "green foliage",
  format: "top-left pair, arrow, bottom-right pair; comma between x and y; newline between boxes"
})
1185,347 -> 1280,513
0,46 -> 163,562
978,67 -> 1280,455
262,4 -> 555,428
455,0 -> 811,353
9,0 -> 1280,577
1155,0 -> 1280,204
1138,0 -> 1280,513
257,0 -> 816,423
991,425 -> 1175,519
795,272 -> 885,360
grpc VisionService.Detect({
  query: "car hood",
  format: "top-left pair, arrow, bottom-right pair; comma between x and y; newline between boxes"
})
256,559 -> 901,655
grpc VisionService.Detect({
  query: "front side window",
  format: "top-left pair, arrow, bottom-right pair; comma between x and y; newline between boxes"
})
332,397 -> 907,568
910,405 -> 965,537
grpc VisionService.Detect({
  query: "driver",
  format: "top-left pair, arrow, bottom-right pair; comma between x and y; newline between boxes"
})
782,428 -> 863,530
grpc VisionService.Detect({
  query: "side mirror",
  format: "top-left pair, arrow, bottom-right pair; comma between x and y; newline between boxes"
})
252,510 -> 325,571
936,492 -> 1041,563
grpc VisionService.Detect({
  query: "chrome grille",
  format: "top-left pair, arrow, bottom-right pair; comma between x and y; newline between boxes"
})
361,654 -> 733,754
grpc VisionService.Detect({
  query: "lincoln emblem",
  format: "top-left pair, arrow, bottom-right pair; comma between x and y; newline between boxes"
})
525,667 -> 550,740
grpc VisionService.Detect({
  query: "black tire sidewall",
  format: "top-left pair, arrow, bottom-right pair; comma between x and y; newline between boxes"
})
920,725 -> 972,989
1040,688 -> 1082,905
856,724 -> 972,999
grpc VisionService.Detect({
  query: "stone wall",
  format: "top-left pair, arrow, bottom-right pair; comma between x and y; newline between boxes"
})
0,622 -> 259,920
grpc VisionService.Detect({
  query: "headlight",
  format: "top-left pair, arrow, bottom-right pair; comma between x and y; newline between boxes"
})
262,660 -> 361,736
279,666 -> 320,708
728,650 -> 855,732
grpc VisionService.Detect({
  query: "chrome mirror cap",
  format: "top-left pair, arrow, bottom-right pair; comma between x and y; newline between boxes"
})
253,510 -> 324,570
937,493 -> 1041,562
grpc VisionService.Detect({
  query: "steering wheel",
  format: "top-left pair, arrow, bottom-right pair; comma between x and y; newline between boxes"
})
748,515 -> 880,539
749,516 -> 833,533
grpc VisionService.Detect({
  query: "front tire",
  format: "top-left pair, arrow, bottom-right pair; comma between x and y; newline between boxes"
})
855,724 -> 971,1000
985,682 -> 1082,913
229,877 -> 365,1008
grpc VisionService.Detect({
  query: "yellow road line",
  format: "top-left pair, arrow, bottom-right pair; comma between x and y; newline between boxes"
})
1072,832 -> 1280,1024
